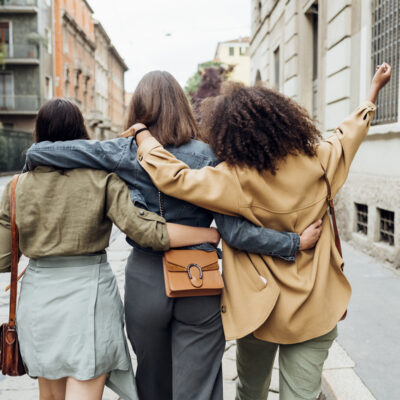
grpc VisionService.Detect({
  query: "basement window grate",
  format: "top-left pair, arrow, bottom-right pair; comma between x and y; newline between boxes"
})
371,0 -> 400,125
378,208 -> 395,246
355,203 -> 368,235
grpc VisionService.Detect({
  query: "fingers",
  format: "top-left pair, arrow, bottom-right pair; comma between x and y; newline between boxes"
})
308,219 -> 323,230
120,127 -> 135,138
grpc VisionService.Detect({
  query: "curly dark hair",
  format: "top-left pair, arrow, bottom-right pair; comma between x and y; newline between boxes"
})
199,83 -> 322,174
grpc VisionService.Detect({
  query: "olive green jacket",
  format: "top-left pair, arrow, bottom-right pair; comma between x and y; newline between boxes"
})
0,167 -> 170,272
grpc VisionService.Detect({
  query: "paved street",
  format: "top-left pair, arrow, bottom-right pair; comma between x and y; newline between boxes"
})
334,242 -> 400,400
0,175 -> 12,198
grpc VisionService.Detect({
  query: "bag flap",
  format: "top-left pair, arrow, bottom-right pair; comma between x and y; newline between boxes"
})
164,249 -> 218,270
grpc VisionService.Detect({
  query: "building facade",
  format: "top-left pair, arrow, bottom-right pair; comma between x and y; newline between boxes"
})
90,21 -> 127,139
214,37 -> 250,85
250,0 -> 400,265
0,0 -> 53,133
53,0 -> 95,120
107,44 -> 127,136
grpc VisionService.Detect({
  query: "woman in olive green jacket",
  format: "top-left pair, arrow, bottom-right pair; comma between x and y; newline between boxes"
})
126,64 -> 391,399
0,99 -> 220,400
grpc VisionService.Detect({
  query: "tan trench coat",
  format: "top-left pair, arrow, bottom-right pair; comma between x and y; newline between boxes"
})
137,101 -> 376,344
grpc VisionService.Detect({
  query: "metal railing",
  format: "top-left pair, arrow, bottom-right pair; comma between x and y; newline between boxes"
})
0,95 -> 40,112
371,0 -> 400,125
0,129 -> 32,173
0,0 -> 37,6
0,44 -> 38,59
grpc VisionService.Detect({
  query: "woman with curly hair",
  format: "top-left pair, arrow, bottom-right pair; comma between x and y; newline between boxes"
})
127,63 -> 391,399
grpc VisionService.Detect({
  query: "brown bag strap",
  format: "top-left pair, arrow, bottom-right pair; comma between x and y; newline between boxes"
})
320,165 -> 343,257
9,174 -> 20,328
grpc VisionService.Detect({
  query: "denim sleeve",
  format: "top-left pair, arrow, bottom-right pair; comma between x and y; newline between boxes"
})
24,138 -> 131,172
129,187 -> 148,209
214,213 -> 299,262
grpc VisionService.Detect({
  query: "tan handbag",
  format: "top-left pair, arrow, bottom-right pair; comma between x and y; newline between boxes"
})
0,174 -> 26,376
159,192 -> 224,298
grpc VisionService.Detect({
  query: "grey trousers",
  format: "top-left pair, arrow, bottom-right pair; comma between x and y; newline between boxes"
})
124,248 -> 225,400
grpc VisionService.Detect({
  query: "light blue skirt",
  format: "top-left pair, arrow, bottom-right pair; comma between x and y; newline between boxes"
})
16,254 -> 138,400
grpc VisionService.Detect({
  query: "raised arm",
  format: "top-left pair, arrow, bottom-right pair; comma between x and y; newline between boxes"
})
0,181 -> 12,272
319,63 -> 390,196
24,137 -> 131,173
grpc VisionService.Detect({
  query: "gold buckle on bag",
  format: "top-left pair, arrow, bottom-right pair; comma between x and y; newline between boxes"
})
187,264 -> 203,288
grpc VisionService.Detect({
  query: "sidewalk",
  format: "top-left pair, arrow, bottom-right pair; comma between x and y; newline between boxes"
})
0,234 -> 397,399
322,242 -> 400,400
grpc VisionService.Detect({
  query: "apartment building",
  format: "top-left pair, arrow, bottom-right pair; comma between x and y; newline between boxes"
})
53,0 -> 95,118
214,37 -> 250,85
250,0 -> 400,264
0,0 -> 53,133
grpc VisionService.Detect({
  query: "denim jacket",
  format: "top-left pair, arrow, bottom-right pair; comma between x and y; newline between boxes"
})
24,138 -> 299,261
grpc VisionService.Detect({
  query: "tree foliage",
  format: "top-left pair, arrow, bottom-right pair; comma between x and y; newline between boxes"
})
185,62 -> 234,119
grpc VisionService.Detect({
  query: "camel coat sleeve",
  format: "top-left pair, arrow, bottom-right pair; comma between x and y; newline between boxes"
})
317,100 -> 376,196
137,137 -> 243,216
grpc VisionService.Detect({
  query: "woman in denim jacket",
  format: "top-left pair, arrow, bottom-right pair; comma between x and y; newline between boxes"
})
25,71 -> 321,400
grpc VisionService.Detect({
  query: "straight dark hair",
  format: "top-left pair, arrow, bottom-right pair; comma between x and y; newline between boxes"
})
34,98 -> 90,143
126,71 -> 199,147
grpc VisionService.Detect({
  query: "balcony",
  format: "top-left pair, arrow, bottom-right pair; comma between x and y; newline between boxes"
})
0,95 -> 40,115
0,0 -> 38,13
0,44 -> 39,64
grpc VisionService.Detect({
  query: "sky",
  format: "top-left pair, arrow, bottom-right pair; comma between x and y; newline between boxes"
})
90,0 -> 251,92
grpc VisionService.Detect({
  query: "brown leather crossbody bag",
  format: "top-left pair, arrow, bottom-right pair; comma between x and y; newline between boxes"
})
159,192 -> 224,298
321,165 -> 347,320
0,174 -> 26,376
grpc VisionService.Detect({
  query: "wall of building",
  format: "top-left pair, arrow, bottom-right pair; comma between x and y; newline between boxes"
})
250,0 -> 400,265
215,40 -> 250,85
54,0 -> 95,118
107,49 -> 126,135
0,0 -> 53,133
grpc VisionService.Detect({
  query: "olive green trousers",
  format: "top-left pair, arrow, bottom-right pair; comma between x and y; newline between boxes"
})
235,326 -> 338,400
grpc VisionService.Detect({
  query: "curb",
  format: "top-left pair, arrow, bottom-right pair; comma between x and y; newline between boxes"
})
321,341 -> 376,400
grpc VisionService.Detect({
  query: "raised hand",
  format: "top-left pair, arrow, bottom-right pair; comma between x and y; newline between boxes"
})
373,62 -> 391,90
367,62 -> 391,103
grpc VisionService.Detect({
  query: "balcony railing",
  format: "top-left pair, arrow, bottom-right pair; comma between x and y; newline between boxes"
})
0,44 -> 38,59
0,129 -> 32,173
0,95 -> 40,112
0,0 -> 37,6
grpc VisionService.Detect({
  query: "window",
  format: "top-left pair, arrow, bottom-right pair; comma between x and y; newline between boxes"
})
0,21 -> 10,57
274,46 -> 280,89
64,65 -> 70,96
355,203 -> 368,235
240,46 -> 247,56
0,72 -> 13,109
255,70 -> 262,84
45,76 -> 52,99
45,28 -> 52,54
63,26 -> 68,54
378,208 -> 395,246
371,0 -> 400,125
229,47 -> 234,56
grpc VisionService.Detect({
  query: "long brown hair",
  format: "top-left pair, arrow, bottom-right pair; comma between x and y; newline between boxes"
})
126,71 -> 199,146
